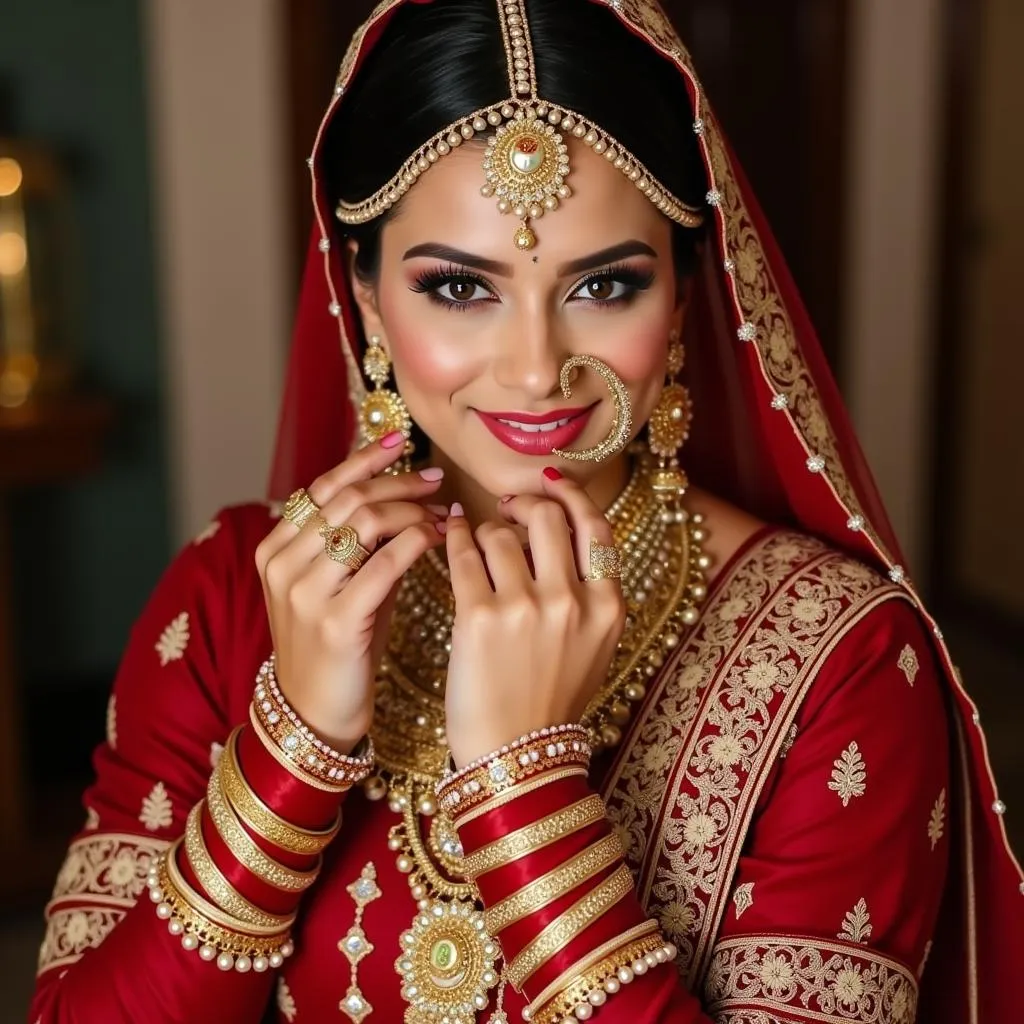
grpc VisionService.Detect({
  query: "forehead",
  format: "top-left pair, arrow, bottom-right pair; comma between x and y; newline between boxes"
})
381,138 -> 672,259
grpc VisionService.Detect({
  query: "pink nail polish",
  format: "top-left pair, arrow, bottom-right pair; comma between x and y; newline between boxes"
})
435,521 -> 448,535
499,495 -> 514,504
380,431 -> 405,449
450,502 -> 465,517
418,467 -> 445,482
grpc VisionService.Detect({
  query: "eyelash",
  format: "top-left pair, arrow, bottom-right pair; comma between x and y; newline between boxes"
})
410,261 -> 655,312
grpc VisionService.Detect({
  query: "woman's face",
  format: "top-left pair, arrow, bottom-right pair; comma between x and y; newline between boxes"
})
349,138 -> 686,499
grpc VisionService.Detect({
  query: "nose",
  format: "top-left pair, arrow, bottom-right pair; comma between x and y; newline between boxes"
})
492,310 -> 564,400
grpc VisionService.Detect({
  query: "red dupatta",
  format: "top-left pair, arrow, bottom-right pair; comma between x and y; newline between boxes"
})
267,3 -> 1024,1020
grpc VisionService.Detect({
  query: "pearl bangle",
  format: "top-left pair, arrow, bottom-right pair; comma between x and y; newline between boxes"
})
251,655 -> 376,790
436,724 -> 591,819
525,928 -> 677,1024
146,839 -> 294,972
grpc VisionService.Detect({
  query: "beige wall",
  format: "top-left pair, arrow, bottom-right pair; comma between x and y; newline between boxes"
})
843,0 -> 945,579
144,0 -> 289,545
954,0 -> 1024,616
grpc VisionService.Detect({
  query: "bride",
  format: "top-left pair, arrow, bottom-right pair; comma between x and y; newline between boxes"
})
30,2 -> 1023,1022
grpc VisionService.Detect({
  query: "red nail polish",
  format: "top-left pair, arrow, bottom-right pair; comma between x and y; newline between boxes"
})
380,431 -> 405,449
543,467 -> 563,482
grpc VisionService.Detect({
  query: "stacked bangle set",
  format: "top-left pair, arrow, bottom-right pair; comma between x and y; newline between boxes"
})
437,728 -> 677,1023
147,660 -> 373,970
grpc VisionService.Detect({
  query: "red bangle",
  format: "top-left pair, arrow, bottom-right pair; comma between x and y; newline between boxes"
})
237,722 -> 345,829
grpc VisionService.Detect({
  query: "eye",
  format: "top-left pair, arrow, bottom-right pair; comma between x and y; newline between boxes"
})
568,264 -> 656,306
410,264 -> 497,311
575,277 -> 630,301
437,278 -> 490,303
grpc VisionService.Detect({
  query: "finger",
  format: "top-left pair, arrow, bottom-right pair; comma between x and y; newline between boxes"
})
539,468 -> 615,581
496,495 -> 577,586
345,501 -> 442,553
318,469 -> 445,529
474,521 -> 532,593
259,462 -> 442,566
308,430 -> 408,505
337,521 -> 445,615
444,504 -> 493,605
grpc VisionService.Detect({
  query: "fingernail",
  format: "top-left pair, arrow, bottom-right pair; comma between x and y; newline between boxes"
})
450,502 -> 465,517
543,467 -> 563,482
426,504 -> 448,516
381,431 -> 405,449
499,495 -> 514,504
418,467 -> 445,482
435,521 -> 448,535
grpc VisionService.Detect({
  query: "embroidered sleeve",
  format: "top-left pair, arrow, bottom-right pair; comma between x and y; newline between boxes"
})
29,505 -> 284,1024
706,598 -> 950,1022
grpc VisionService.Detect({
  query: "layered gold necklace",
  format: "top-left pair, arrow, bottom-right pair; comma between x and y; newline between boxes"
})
358,454 -> 709,1024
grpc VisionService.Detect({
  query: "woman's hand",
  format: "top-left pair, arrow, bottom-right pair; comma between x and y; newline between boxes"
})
442,470 -> 626,767
255,433 -> 446,752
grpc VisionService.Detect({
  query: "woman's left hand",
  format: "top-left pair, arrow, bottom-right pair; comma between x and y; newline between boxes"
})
442,470 -> 627,767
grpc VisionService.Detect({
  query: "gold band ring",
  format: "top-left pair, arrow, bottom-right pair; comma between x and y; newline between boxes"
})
282,488 -> 321,530
314,517 -> 371,571
585,539 -> 622,582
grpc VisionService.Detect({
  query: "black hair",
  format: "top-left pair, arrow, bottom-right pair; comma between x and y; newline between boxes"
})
322,0 -> 708,283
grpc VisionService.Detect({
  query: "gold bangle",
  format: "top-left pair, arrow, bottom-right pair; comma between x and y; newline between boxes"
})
183,803 -> 294,931
461,795 -> 607,880
532,930 -> 670,1024
220,727 -> 341,856
505,862 -> 634,990
159,838 -> 294,936
248,704 -> 351,793
484,833 -> 623,934
527,920 -> 661,1015
147,842 -> 294,971
207,762 -> 320,892
451,766 -> 589,828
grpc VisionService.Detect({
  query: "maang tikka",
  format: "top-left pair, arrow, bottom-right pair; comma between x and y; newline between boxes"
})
336,0 -> 704,251
647,329 -> 692,500
359,334 -> 413,465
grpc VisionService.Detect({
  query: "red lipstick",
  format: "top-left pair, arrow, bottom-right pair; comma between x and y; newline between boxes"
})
474,405 -> 595,455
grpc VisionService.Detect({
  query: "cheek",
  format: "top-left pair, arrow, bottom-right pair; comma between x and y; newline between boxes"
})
377,293 -> 484,405
610,319 -> 670,418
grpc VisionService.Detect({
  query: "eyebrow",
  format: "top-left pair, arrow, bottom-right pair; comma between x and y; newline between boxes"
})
401,239 -> 658,278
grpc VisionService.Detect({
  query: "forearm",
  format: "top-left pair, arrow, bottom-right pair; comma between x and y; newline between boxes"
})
444,729 -> 713,1023
32,696 -> 369,1024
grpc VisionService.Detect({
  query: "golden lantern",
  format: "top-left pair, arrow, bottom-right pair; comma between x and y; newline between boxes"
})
0,142 -> 76,408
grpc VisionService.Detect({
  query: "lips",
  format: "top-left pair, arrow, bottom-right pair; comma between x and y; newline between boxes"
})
474,405 -> 595,455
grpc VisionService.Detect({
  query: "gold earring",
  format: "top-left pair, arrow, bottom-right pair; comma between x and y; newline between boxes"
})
359,335 -> 414,462
647,330 -> 691,501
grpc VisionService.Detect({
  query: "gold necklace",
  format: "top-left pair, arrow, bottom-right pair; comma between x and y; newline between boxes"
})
363,454 -> 710,1024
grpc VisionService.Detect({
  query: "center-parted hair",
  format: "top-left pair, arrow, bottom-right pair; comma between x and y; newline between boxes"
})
322,0 -> 708,279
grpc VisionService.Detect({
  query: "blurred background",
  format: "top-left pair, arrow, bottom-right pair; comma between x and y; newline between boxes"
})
1,0 -> 1021,1017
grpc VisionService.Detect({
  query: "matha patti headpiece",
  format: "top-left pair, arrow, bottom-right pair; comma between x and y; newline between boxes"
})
336,0 -> 705,250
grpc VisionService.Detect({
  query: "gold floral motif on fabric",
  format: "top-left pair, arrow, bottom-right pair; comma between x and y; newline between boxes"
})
703,936 -> 918,1024
37,908 -> 126,976
602,532 -> 905,987
38,832 -> 169,975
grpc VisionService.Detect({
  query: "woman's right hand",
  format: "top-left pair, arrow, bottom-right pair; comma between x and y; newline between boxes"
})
255,432 -> 446,752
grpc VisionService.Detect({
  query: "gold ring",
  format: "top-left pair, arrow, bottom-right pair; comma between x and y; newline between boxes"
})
316,519 -> 371,571
282,488 -> 320,530
585,539 -> 622,581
